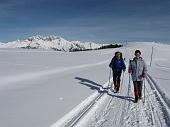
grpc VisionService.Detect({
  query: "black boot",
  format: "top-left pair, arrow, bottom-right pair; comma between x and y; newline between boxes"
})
134,96 -> 138,103
116,83 -> 120,92
114,87 -> 118,93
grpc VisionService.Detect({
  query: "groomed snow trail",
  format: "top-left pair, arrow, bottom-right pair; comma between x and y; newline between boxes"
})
51,67 -> 169,127
74,72 -> 167,127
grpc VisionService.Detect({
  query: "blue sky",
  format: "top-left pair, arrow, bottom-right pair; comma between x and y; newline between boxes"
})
0,0 -> 170,43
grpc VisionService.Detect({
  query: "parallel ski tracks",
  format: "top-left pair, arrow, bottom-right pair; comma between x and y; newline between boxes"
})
68,92 -> 105,127
60,73 -> 169,127
146,74 -> 170,126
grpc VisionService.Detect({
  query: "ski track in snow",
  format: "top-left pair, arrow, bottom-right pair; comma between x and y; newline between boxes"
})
50,65 -> 169,127
0,60 -> 109,88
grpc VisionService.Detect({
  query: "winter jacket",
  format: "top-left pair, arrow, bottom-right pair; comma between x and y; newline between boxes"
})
128,57 -> 147,81
109,57 -> 126,72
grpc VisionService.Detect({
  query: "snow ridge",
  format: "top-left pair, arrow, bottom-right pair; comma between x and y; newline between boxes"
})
0,35 -> 103,52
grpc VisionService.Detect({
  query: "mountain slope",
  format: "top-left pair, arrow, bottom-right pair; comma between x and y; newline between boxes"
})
0,35 -> 103,52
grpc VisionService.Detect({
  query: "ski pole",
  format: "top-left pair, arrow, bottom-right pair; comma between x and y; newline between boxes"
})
128,72 -> 131,97
143,77 -> 146,103
128,59 -> 131,97
108,68 -> 112,88
120,71 -> 125,93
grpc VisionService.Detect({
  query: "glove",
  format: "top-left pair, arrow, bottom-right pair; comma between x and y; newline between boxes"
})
109,64 -> 113,68
142,74 -> 147,78
128,70 -> 132,74
139,74 -> 146,78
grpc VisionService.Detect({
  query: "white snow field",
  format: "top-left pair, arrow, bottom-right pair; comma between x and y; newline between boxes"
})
0,42 -> 170,127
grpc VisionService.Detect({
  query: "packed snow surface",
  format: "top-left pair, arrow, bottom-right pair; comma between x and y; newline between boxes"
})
0,42 -> 170,127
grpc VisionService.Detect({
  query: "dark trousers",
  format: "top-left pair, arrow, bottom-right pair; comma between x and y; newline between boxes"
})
113,71 -> 122,91
133,81 -> 143,97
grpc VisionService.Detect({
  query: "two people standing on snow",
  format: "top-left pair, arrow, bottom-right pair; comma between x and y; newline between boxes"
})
109,50 -> 147,103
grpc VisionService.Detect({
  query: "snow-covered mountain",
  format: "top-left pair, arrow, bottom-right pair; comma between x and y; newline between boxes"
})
0,35 -> 103,52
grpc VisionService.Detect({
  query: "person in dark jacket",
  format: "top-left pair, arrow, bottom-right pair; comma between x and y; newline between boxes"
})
109,51 -> 126,93
128,50 -> 147,103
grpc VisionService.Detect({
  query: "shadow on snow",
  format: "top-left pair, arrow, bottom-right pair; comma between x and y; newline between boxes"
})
75,77 -> 134,103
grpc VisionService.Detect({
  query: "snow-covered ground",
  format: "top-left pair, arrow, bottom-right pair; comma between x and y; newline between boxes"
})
0,42 -> 170,127
0,48 -> 112,127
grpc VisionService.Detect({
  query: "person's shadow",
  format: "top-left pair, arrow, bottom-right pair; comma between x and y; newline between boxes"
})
75,77 -> 134,102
